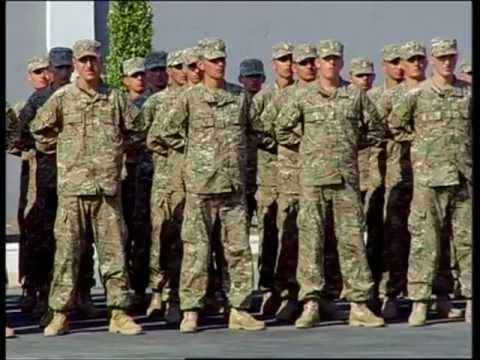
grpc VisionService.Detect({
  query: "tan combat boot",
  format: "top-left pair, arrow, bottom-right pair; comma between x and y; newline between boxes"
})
295,300 -> 320,329
180,311 -> 199,333
260,290 -> 281,316
408,301 -> 428,327
381,298 -> 399,320
5,326 -> 16,338
349,302 -> 385,327
146,292 -> 163,318
465,300 -> 471,324
44,311 -> 69,337
229,308 -> 266,331
165,302 -> 182,324
276,299 -> 298,322
435,297 -> 464,319
108,309 -> 143,335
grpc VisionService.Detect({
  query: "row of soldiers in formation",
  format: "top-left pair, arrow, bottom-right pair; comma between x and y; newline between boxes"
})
4,35 -> 472,339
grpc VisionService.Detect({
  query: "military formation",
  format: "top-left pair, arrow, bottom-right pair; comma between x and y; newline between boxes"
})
5,35 -> 472,339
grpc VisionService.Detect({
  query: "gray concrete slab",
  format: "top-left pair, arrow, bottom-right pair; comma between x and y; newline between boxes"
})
5,289 -> 471,359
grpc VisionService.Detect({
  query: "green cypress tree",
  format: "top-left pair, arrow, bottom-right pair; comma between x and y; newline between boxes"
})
106,0 -> 153,89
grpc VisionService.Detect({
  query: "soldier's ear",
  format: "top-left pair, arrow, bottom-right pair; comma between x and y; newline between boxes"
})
197,60 -> 206,71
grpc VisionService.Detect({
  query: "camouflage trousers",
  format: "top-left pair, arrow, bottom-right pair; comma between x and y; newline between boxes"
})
180,191 -> 254,310
275,192 -> 300,300
255,185 -> 279,292
149,188 -> 184,303
122,162 -> 137,289
378,183 -> 412,299
49,195 -> 130,311
433,222 -> 460,297
17,158 -> 31,291
23,185 -> 57,294
129,176 -> 153,294
297,183 -> 374,303
408,181 -> 472,301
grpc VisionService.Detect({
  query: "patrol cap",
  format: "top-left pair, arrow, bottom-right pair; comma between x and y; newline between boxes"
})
239,59 -> 265,77
431,38 -> 458,57
27,56 -> 49,72
73,39 -> 101,59
317,40 -> 344,58
145,51 -> 167,70
123,57 -> 145,76
460,61 -> 472,74
401,41 -> 426,59
382,43 -> 402,62
198,37 -> 227,60
167,50 -> 185,67
183,47 -> 201,66
272,42 -> 294,60
48,47 -> 73,67
350,57 -> 374,75
293,43 -> 317,63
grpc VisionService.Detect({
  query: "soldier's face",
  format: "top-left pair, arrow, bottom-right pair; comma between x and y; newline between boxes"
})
184,62 -> 203,85
293,57 -> 317,82
124,72 -> 146,93
350,73 -> 375,91
168,65 -> 187,86
431,54 -> 457,78
383,58 -> 404,81
272,55 -> 293,79
239,75 -> 265,94
402,55 -> 427,79
199,57 -> 226,80
316,55 -> 343,80
49,64 -> 73,86
146,67 -> 168,89
28,67 -> 50,90
74,56 -> 101,82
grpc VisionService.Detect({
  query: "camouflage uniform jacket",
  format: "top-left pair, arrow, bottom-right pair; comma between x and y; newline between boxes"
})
146,86 -> 186,193
388,78 -> 471,187
159,82 -> 251,195
276,81 -> 385,188
30,80 -> 145,196
5,102 -> 19,151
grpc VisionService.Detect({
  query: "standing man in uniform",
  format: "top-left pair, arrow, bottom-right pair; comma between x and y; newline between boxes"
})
30,39 -> 143,336
276,40 -> 386,329
459,61 -> 472,84
159,38 -> 265,333
15,56 -> 50,314
374,41 -> 427,319
388,38 -> 471,326
144,51 -> 169,96
250,43 -> 294,318
144,49 -> 187,324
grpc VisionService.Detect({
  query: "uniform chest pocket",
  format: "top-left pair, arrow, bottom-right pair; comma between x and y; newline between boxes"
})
62,111 -> 84,136
303,110 -> 330,124
192,111 -> 215,128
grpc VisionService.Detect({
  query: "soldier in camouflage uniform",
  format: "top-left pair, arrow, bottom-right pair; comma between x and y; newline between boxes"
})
276,40 -> 386,329
144,51 -> 169,96
30,39 -> 143,336
388,38 -> 471,326
120,57 -> 151,310
257,44 -> 319,322
15,56 -> 50,314
373,41 -> 427,319
459,61 -> 471,84
348,57 -> 386,312
158,38 -> 265,333
145,49 -> 187,324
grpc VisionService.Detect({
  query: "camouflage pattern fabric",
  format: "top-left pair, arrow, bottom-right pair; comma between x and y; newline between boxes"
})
159,82 -> 255,310
29,79 -> 145,310
388,77 -> 471,301
145,86 -> 186,302
374,81 -> 414,299
276,81 -> 386,302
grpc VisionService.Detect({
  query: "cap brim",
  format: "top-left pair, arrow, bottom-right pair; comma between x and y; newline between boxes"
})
185,58 -> 200,66
76,52 -> 100,59
403,51 -> 426,59
273,51 -> 293,60
352,70 -> 374,76
145,63 -> 166,70
204,51 -> 227,60
294,55 -> 317,63
240,71 -> 265,77
127,68 -> 146,76
433,50 -> 458,57
383,56 -> 401,62
320,51 -> 342,58
30,64 -> 49,72
51,60 -> 73,67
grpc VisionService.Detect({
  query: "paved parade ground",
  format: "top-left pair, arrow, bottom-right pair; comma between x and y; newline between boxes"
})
6,288 -> 471,359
